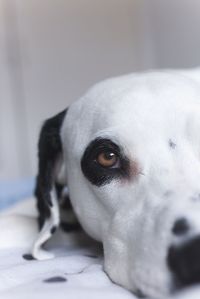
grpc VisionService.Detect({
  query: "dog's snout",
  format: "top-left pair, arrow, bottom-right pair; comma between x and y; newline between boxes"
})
172,218 -> 189,236
168,237 -> 200,286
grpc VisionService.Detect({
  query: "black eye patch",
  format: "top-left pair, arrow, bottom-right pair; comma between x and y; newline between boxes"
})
81,138 -> 130,187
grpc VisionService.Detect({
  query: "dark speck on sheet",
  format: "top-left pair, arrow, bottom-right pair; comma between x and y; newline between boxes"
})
22,254 -> 35,261
43,276 -> 67,283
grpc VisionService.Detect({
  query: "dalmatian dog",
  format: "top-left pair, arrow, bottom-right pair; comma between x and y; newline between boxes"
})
32,68 -> 200,298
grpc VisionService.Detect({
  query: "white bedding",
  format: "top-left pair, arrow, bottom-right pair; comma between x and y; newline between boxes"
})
0,198 -> 135,299
0,198 -> 200,299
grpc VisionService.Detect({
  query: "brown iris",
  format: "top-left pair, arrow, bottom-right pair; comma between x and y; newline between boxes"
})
96,151 -> 118,167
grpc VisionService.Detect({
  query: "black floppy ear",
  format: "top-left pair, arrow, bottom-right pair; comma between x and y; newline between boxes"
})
32,108 -> 81,260
35,109 -> 67,228
32,109 -> 67,260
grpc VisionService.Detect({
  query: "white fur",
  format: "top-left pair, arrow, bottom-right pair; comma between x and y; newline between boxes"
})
32,189 -> 60,260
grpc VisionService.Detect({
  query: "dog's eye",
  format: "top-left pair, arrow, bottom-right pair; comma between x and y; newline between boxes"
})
81,138 -> 130,186
96,151 -> 118,168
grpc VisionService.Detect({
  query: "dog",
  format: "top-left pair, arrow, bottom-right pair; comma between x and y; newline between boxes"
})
32,68 -> 200,298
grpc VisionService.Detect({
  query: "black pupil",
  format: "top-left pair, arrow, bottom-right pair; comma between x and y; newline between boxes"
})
104,152 -> 115,160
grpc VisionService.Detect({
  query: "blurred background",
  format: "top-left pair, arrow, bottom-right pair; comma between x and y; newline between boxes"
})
1,0 -> 200,183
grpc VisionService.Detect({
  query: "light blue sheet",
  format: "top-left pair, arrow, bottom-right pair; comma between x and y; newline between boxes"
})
0,177 -> 35,210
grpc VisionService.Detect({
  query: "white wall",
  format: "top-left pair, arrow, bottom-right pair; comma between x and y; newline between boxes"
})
0,0 -> 29,179
148,0 -> 200,68
1,0 -> 200,179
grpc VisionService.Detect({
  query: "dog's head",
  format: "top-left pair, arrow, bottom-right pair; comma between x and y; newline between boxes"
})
34,69 -> 200,298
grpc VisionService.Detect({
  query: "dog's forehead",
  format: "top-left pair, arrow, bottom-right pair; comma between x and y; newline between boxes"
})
64,71 -> 200,153
91,72 -> 198,120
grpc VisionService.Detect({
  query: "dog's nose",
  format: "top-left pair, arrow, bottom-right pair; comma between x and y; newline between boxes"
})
168,237 -> 200,286
172,218 -> 189,236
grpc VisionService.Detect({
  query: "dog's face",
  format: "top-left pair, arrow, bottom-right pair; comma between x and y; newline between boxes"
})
61,70 -> 200,298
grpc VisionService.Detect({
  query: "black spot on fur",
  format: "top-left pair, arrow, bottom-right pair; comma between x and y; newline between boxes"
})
81,138 -> 130,187
23,254 -> 35,261
51,226 -> 57,234
169,139 -> 176,149
43,276 -> 67,283
35,109 -> 67,229
168,237 -> 200,286
172,218 -> 189,236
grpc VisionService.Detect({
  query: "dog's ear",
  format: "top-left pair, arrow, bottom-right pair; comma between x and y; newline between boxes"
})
35,109 -> 67,228
32,109 -> 67,260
